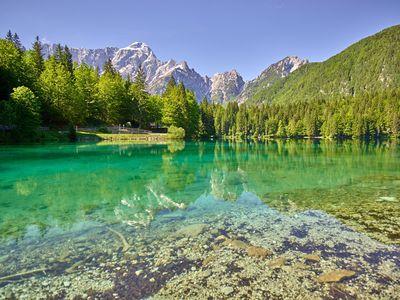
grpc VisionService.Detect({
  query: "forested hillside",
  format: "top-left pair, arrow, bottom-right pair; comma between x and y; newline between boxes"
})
247,25 -> 400,104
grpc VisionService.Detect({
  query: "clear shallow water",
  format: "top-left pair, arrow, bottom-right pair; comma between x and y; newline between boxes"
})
0,140 -> 399,299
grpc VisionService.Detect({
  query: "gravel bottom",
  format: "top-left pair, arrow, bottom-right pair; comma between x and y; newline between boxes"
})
0,193 -> 399,299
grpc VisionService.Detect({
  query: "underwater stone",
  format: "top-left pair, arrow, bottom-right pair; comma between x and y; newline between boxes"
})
247,246 -> 272,258
221,286 -> 234,295
176,224 -> 207,237
304,254 -> 320,262
223,239 -> 248,250
377,196 -> 397,202
268,257 -> 286,269
317,269 -> 356,283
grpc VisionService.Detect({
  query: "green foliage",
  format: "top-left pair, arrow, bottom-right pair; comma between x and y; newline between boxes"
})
161,78 -> 200,137
199,97 -> 215,137
0,39 -> 26,99
73,63 -> 100,123
4,86 -> 41,141
168,125 -> 185,139
97,127 -> 111,133
212,90 -> 400,140
39,56 -> 76,124
97,70 -> 127,124
32,36 -> 44,75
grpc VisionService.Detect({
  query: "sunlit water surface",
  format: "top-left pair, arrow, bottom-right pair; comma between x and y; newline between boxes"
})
0,141 -> 399,299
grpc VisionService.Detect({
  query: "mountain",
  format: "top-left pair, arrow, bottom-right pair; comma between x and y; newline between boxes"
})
210,70 -> 245,103
237,56 -> 308,103
245,25 -> 400,104
42,42 -> 315,104
42,42 -> 245,103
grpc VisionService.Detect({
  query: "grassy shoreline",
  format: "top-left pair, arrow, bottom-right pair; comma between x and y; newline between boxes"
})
77,131 -> 172,142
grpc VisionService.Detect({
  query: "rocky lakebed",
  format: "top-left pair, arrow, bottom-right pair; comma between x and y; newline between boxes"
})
0,193 -> 399,299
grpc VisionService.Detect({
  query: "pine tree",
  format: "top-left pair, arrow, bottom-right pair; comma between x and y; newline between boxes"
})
130,64 -> 150,128
62,45 -> 73,74
54,44 -> 63,63
32,36 -> 44,75
103,58 -> 116,75
134,64 -> 146,91
12,33 -> 24,52
5,30 -> 13,42
163,76 -> 176,97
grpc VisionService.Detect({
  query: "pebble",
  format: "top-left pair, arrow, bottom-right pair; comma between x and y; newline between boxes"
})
304,254 -> 320,262
221,286 -> 234,295
317,269 -> 356,283
247,245 -> 272,258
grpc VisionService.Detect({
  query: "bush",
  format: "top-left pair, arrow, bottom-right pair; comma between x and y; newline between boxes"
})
10,86 -> 41,134
168,126 -> 185,139
97,127 -> 111,133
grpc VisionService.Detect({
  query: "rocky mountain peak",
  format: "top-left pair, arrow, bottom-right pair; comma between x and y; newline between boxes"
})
42,41 -> 308,104
236,56 -> 309,103
210,70 -> 245,103
276,56 -> 309,76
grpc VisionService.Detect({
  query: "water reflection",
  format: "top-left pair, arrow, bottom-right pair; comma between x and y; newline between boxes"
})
0,140 -> 399,244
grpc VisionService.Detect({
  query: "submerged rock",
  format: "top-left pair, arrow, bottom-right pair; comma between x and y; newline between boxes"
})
317,270 -> 356,283
377,196 -> 397,202
176,223 -> 207,237
304,254 -> 320,262
268,257 -> 286,269
222,239 -> 248,250
247,246 -> 272,258
220,286 -> 234,295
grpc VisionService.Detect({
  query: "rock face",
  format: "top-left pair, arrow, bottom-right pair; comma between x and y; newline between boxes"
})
210,70 -> 245,103
42,44 -> 119,71
237,56 -> 308,103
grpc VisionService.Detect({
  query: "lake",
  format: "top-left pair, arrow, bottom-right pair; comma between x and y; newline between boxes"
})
0,140 -> 399,299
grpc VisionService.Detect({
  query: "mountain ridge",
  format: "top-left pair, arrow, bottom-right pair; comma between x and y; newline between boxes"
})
42,42 -> 307,104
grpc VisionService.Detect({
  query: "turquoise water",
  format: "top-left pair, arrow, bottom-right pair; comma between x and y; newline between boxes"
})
0,141 -> 399,299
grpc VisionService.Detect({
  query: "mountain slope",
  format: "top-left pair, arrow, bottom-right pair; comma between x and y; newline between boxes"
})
237,56 -> 308,103
247,25 -> 400,104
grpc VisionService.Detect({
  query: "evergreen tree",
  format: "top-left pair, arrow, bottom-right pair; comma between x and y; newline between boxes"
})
74,63 -> 99,123
5,30 -> 13,42
62,45 -> 73,74
54,43 -> 63,63
103,58 -> 116,75
39,56 -> 76,124
32,36 -> 44,75
12,33 -> 24,52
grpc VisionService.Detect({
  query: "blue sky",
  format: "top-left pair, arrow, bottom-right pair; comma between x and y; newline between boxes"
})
1,0 -> 399,80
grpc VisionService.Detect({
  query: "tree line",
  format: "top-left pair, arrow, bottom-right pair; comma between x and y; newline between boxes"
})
0,31 -> 399,143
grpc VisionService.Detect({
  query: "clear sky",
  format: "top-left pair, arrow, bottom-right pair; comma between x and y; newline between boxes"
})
1,0 -> 399,80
